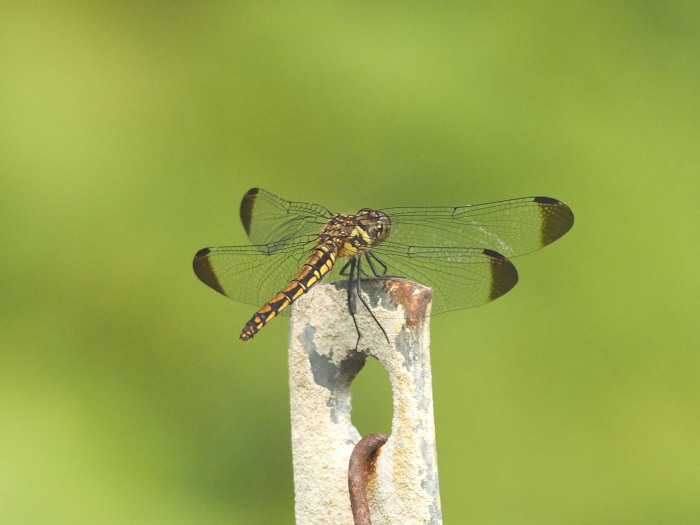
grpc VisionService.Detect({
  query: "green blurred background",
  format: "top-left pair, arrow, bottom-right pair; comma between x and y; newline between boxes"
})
2,1 -> 698,523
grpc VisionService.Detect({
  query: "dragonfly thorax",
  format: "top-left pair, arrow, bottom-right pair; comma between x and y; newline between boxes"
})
319,209 -> 391,258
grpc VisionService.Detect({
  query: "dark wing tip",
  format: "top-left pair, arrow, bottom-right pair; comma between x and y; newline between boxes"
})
483,249 -> 519,301
533,197 -> 574,247
240,189 -> 260,235
533,196 -> 559,205
483,248 -> 507,260
193,248 -> 226,296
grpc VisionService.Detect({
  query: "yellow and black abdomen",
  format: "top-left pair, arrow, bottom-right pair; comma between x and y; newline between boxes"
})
239,242 -> 338,341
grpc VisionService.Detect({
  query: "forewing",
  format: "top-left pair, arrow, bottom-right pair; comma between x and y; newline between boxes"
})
324,243 -> 519,315
193,236 -> 317,311
381,197 -> 574,258
240,188 -> 331,246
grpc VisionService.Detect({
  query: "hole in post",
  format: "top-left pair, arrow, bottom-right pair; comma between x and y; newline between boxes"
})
349,356 -> 392,436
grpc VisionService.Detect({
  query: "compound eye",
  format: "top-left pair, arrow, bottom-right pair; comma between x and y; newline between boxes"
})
377,214 -> 391,241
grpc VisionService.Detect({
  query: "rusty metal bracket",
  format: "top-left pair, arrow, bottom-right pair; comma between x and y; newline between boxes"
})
288,278 -> 442,524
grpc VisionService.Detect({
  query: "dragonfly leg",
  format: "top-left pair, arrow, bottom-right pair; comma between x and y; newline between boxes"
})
343,258 -> 363,349
341,257 -> 391,347
365,252 -> 388,277
365,251 -> 402,279
341,258 -> 358,315
341,258 -> 370,278
338,259 -> 353,277
354,257 -> 390,345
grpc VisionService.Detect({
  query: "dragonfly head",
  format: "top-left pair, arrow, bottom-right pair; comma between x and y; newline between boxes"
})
357,209 -> 391,246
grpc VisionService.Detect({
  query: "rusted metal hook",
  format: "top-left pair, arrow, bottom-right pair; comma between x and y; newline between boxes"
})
348,433 -> 389,525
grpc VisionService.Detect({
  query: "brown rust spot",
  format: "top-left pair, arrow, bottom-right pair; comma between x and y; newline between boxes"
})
384,278 -> 433,327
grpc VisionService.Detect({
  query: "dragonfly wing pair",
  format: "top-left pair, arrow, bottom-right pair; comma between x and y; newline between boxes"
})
364,196 -> 575,314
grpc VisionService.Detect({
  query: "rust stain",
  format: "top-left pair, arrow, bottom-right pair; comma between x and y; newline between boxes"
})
385,278 -> 433,327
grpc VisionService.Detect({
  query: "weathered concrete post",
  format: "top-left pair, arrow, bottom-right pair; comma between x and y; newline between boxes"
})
288,278 -> 442,524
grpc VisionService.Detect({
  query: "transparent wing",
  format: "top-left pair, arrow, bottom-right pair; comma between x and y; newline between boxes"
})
193,236 -> 317,312
196,192 -> 572,321
324,243 -> 519,315
381,196 -> 574,258
239,188 -> 331,246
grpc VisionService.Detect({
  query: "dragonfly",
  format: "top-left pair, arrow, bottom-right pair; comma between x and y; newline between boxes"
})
193,188 -> 574,341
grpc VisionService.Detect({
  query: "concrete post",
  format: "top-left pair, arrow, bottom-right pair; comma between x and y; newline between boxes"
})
288,278 -> 442,524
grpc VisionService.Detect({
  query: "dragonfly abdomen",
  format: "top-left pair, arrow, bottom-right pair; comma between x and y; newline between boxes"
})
240,242 -> 339,341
